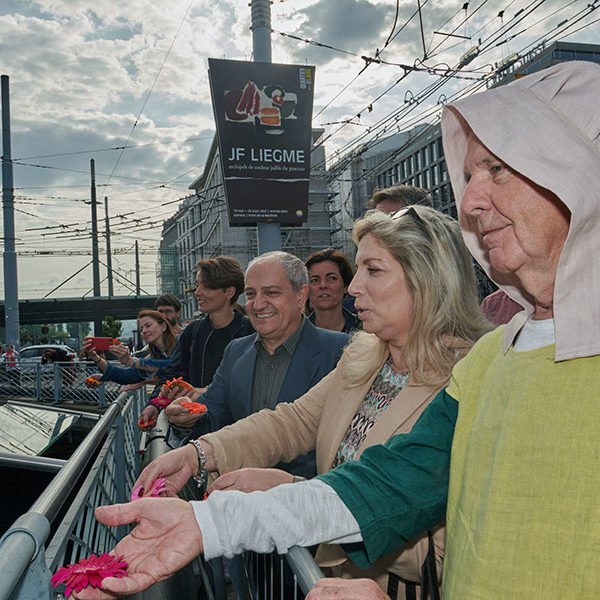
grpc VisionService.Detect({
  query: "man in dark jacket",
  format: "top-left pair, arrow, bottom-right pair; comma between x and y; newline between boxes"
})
166,251 -> 348,479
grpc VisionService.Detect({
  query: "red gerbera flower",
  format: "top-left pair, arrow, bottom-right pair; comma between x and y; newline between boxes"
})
138,417 -> 157,431
50,553 -> 127,596
130,477 -> 167,501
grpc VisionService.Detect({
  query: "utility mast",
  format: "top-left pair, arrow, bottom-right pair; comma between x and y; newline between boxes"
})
1,75 -> 20,349
251,0 -> 281,253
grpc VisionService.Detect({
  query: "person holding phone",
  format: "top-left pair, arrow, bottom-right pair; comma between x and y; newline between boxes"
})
83,310 -> 179,387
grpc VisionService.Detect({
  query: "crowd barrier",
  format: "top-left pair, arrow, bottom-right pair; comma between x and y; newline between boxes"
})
0,388 -> 324,600
0,388 -> 145,600
0,360 -> 123,405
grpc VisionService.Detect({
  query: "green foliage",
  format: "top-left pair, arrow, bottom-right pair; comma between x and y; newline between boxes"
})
102,315 -> 122,338
20,323 -> 65,345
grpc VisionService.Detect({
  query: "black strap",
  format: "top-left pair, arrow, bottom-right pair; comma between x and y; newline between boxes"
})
419,531 -> 441,600
388,530 -> 441,600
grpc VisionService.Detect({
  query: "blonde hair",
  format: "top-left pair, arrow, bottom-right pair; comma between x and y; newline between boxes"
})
343,207 -> 491,387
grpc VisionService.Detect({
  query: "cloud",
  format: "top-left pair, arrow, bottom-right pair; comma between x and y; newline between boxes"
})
282,0 -> 406,64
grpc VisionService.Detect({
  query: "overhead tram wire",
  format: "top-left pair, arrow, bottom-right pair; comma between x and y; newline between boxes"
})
273,0 -> 430,120
324,12 -> 597,198
312,0 -> 551,169
103,0 -> 195,188
13,135 -> 213,162
427,0 -> 520,59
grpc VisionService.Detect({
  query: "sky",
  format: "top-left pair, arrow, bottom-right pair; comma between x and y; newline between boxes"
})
1,0 -> 598,300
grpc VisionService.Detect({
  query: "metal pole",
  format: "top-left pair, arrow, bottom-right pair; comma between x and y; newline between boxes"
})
1,75 -> 20,350
135,240 -> 140,295
90,159 -> 102,335
104,196 -> 114,297
251,0 -> 281,254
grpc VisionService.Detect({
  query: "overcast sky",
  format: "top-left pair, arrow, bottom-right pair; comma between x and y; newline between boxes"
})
1,0 -> 598,300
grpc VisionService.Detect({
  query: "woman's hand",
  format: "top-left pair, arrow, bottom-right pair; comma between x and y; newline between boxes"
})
208,468 -> 293,494
84,374 -> 103,388
109,343 -> 133,366
70,498 -> 204,599
120,381 -> 147,393
306,578 -> 391,600
83,345 -> 108,373
165,397 -> 207,428
139,405 -> 159,426
133,444 -> 204,497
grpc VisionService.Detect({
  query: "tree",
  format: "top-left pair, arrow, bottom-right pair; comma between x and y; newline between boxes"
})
102,316 -> 122,338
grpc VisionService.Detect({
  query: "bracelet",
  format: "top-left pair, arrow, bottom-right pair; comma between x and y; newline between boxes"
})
292,475 -> 306,483
188,439 -> 207,488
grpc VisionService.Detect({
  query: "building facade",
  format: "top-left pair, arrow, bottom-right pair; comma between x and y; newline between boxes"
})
330,40 -> 600,260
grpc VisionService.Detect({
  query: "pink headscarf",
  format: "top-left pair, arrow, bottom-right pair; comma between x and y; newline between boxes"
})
442,61 -> 600,361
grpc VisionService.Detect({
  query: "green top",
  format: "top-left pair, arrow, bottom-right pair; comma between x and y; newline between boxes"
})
320,326 -> 600,598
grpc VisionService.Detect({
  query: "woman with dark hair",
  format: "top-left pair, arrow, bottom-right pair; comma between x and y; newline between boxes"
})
84,309 -> 179,386
305,248 -> 359,333
144,256 -> 254,427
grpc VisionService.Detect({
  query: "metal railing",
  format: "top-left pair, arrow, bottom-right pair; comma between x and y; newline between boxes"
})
0,361 -> 124,405
0,388 -> 146,600
0,386 -> 324,600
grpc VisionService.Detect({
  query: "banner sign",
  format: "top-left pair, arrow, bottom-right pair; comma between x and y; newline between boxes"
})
208,58 -> 315,225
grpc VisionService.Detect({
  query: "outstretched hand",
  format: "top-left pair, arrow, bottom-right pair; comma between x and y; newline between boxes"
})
209,467 -> 293,494
71,498 -> 203,599
165,396 -> 207,428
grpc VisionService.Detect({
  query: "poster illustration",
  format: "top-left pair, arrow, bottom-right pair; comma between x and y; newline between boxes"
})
208,58 -> 315,225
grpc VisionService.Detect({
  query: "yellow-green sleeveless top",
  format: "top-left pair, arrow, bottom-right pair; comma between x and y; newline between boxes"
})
445,327 -> 600,598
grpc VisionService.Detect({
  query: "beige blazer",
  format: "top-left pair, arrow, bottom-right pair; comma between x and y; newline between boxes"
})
201,350 -> 448,589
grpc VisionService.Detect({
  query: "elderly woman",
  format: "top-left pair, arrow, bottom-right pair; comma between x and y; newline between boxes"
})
71,61 -> 599,600
304,248 -> 360,333
135,206 -> 488,595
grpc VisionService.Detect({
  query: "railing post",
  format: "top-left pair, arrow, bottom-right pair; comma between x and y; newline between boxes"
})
0,512 -> 51,600
35,363 -> 41,401
53,363 -> 61,404
113,410 -> 127,540
285,546 -> 324,596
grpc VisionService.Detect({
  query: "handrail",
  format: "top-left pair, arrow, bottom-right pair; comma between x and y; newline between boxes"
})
0,452 -> 66,473
286,546 -> 324,595
30,392 -> 127,522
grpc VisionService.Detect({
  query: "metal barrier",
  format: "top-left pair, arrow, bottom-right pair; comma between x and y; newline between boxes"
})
0,361 -> 124,405
0,385 -> 324,600
0,388 -> 145,600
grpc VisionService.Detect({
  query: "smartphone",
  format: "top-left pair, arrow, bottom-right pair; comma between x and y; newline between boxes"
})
85,337 -> 116,351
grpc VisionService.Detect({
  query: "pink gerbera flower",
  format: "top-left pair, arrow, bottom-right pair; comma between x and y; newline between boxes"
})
50,553 -> 127,596
130,476 -> 167,501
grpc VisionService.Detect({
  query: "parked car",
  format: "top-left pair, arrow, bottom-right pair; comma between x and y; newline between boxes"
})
19,344 -> 78,367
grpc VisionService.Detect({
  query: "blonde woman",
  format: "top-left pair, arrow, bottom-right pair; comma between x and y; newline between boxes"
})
135,206 -> 490,597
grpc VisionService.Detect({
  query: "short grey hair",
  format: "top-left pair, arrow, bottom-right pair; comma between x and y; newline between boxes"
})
247,251 -> 308,291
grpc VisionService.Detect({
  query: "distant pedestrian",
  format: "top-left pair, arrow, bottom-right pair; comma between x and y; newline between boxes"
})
3,344 -> 19,385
